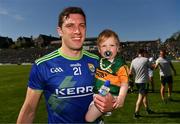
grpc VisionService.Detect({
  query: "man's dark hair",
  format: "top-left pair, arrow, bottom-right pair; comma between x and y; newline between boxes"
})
138,49 -> 145,54
160,49 -> 166,54
58,7 -> 86,27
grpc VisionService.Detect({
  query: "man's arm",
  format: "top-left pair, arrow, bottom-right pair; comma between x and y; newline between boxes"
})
129,61 -> 134,76
154,60 -> 159,69
17,87 -> 42,123
170,62 -> 177,76
93,93 -> 115,113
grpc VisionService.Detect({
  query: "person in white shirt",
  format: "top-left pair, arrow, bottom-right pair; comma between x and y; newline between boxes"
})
154,49 -> 176,102
144,52 -> 155,93
129,49 -> 154,119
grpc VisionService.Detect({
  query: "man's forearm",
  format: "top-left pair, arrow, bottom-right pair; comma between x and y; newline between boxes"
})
17,104 -> 35,123
94,93 -> 115,113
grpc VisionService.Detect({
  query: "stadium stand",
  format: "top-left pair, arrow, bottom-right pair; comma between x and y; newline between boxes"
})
0,47 -> 56,64
0,34 -> 179,64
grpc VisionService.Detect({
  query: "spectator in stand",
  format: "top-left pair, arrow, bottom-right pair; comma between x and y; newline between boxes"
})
154,49 -> 177,103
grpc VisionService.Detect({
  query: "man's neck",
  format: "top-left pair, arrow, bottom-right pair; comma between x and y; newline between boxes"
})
60,47 -> 82,58
138,54 -> 143,57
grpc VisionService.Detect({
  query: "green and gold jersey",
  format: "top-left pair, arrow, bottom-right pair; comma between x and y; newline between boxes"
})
94,55 -> 129,96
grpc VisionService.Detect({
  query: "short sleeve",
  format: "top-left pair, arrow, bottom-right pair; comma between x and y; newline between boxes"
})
28,63 -> 45,90
116,65 -> 129,84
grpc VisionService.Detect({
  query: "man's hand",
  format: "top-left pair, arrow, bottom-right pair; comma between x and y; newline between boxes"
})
93,93 -> 115,113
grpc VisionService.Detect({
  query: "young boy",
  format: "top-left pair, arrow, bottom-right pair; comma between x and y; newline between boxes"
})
85,29 -> 129,122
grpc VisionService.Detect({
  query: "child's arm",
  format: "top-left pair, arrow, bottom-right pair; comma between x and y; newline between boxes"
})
113,65 -> 129,109
113,83 -> 128,109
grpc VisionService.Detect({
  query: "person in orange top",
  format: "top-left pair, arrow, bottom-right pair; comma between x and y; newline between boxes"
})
85,29 -> 129,122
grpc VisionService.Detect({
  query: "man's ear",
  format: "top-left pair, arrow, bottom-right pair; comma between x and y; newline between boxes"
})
57,27 -> 62,37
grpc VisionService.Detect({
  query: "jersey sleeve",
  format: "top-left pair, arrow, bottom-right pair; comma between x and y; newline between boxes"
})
116,65 -> 129,84
28,63 -> 45,91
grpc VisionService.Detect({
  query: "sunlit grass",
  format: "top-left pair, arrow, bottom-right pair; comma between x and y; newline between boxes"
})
0,63 -> 180,123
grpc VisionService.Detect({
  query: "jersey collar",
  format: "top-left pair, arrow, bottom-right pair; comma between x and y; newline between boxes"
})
58,48 -> 83,60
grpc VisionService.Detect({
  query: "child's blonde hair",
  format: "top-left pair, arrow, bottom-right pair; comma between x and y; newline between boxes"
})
97,29 -> 120,47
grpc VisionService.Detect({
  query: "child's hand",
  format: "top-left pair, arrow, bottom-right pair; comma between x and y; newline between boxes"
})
113,100 -> 120,109
113,96 -> 126,109
112,97 -> 121,109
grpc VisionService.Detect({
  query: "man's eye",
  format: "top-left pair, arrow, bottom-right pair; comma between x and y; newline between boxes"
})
80,24 -> 86,29
65,24 -> 74,28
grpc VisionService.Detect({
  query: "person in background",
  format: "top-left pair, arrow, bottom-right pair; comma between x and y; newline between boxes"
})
148,56 -> 155,92
17,7 -> 114,123
85,29 -> 129,122
144,51 -> 155,92
154,49 -> 176,103
129,49 -> 154,119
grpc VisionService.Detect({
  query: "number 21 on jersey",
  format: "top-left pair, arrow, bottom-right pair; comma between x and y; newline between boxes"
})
73,67 -> 82,75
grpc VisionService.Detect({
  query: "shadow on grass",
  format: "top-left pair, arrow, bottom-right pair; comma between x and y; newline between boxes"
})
143,111 -> 180,118
172,90 -> 180,94
128,90 -> 180,94
169,99 -> 180,102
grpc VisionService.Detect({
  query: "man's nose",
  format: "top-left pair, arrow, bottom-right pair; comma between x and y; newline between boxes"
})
74,26 -> 80,34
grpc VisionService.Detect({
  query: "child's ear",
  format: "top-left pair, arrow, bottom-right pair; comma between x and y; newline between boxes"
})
117,47 -> 119,52
98,46 -> 101,53
117,44 -> 120,52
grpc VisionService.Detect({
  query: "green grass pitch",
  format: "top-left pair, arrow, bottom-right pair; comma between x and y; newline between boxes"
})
0,63 -> 180,123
